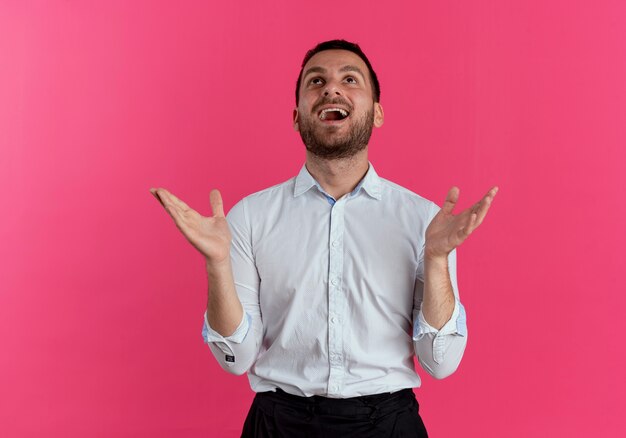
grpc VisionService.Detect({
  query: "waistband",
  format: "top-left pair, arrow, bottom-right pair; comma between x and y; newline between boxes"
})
255,388 -> 417,420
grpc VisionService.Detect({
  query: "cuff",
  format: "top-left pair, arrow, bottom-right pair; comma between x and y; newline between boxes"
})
202,311 -> 250,344
413,300 -> 467,340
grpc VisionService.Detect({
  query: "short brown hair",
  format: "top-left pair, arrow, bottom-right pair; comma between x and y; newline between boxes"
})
295,39 -> 381,105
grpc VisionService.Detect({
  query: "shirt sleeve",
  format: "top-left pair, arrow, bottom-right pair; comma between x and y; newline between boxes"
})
202,309 -> 250,344
201,197 -> 263,376
412,203 -> 468,379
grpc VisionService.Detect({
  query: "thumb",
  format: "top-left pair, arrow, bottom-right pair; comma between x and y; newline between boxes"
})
442,187 -> 459,215
210,189 -> 225,217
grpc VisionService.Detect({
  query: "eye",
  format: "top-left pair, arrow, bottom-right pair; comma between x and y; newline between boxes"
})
345,76 -> 357,84
309,77 -> 324,86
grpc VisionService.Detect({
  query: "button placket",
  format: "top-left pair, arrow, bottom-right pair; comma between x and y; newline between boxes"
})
327,196 -> 346,396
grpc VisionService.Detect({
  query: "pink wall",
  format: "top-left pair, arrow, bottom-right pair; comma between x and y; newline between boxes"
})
2,1 -> 625,436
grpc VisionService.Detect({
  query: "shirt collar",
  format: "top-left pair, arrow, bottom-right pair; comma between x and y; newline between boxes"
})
294,161 -> 382,200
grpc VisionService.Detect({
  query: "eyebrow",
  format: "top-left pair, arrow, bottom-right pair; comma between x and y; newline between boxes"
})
338,65 -> 366,79
302,65 -> 367,81
302,66 -> 326,80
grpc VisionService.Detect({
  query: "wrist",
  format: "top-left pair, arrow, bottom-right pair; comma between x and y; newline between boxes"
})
205,257 -> 231,275
423,249 -> 449,266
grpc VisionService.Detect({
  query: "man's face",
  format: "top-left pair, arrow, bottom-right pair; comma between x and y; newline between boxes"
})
294,49 -> 384,160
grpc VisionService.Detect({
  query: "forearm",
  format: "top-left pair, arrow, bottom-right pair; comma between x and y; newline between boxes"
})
206,258 -> 244,337
422,255 -> 455,329
202,259 -> 262,376
201,198 -> 262,375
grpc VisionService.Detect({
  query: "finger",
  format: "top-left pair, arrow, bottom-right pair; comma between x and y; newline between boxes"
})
152,189 -> 186,215
158,188 -> 193,212
151,188 -> 188,225
151,188 -> 176,209
458,212 -> 478,239
477,195 -> 493,222
464,187 -> 498,234
480,186 -> 498,207
473,186 -> 499,225
210,189 -> 225,217
442,186 -> 460,215
150,188 -> 165,207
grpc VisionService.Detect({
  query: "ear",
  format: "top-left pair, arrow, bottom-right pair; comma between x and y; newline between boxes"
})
293,108 -> 300,131
374,102 -> 384,128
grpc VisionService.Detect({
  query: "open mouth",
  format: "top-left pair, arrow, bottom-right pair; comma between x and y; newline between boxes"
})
318,108 -> 350,121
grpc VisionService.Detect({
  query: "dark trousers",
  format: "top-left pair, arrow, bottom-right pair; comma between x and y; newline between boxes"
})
241,388 -> 428,437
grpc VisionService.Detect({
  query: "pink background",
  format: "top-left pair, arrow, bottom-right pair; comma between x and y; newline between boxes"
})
2,1 -> 625,436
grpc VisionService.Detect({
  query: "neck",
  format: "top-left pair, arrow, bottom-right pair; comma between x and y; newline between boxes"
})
305,149 -> 369,200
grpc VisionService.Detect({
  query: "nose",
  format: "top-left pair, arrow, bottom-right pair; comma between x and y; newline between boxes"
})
323,82 -> 342,97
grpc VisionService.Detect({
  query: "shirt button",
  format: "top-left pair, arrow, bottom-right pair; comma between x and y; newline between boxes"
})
333,385 -> 339,392
331,317 -> 337,324
332,240 -> 339,247
331,278 -> 339,286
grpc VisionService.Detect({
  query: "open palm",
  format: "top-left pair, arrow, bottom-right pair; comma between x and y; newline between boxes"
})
150,188 -> 231,265
425,186 -> 498,259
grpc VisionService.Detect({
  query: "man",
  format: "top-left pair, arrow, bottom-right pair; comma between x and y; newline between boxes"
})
151,40 -> 497,437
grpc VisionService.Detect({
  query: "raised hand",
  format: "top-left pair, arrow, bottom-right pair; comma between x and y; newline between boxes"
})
425,186 -> 498,259
150,188 -> 232,265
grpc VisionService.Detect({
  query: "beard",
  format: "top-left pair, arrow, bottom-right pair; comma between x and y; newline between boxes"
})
298,103 -> 375,160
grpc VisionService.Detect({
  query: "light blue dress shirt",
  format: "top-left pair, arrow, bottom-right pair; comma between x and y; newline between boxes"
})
202,162 -> 467,398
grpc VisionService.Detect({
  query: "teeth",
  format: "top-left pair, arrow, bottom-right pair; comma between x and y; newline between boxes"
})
319,108 -> 349,120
